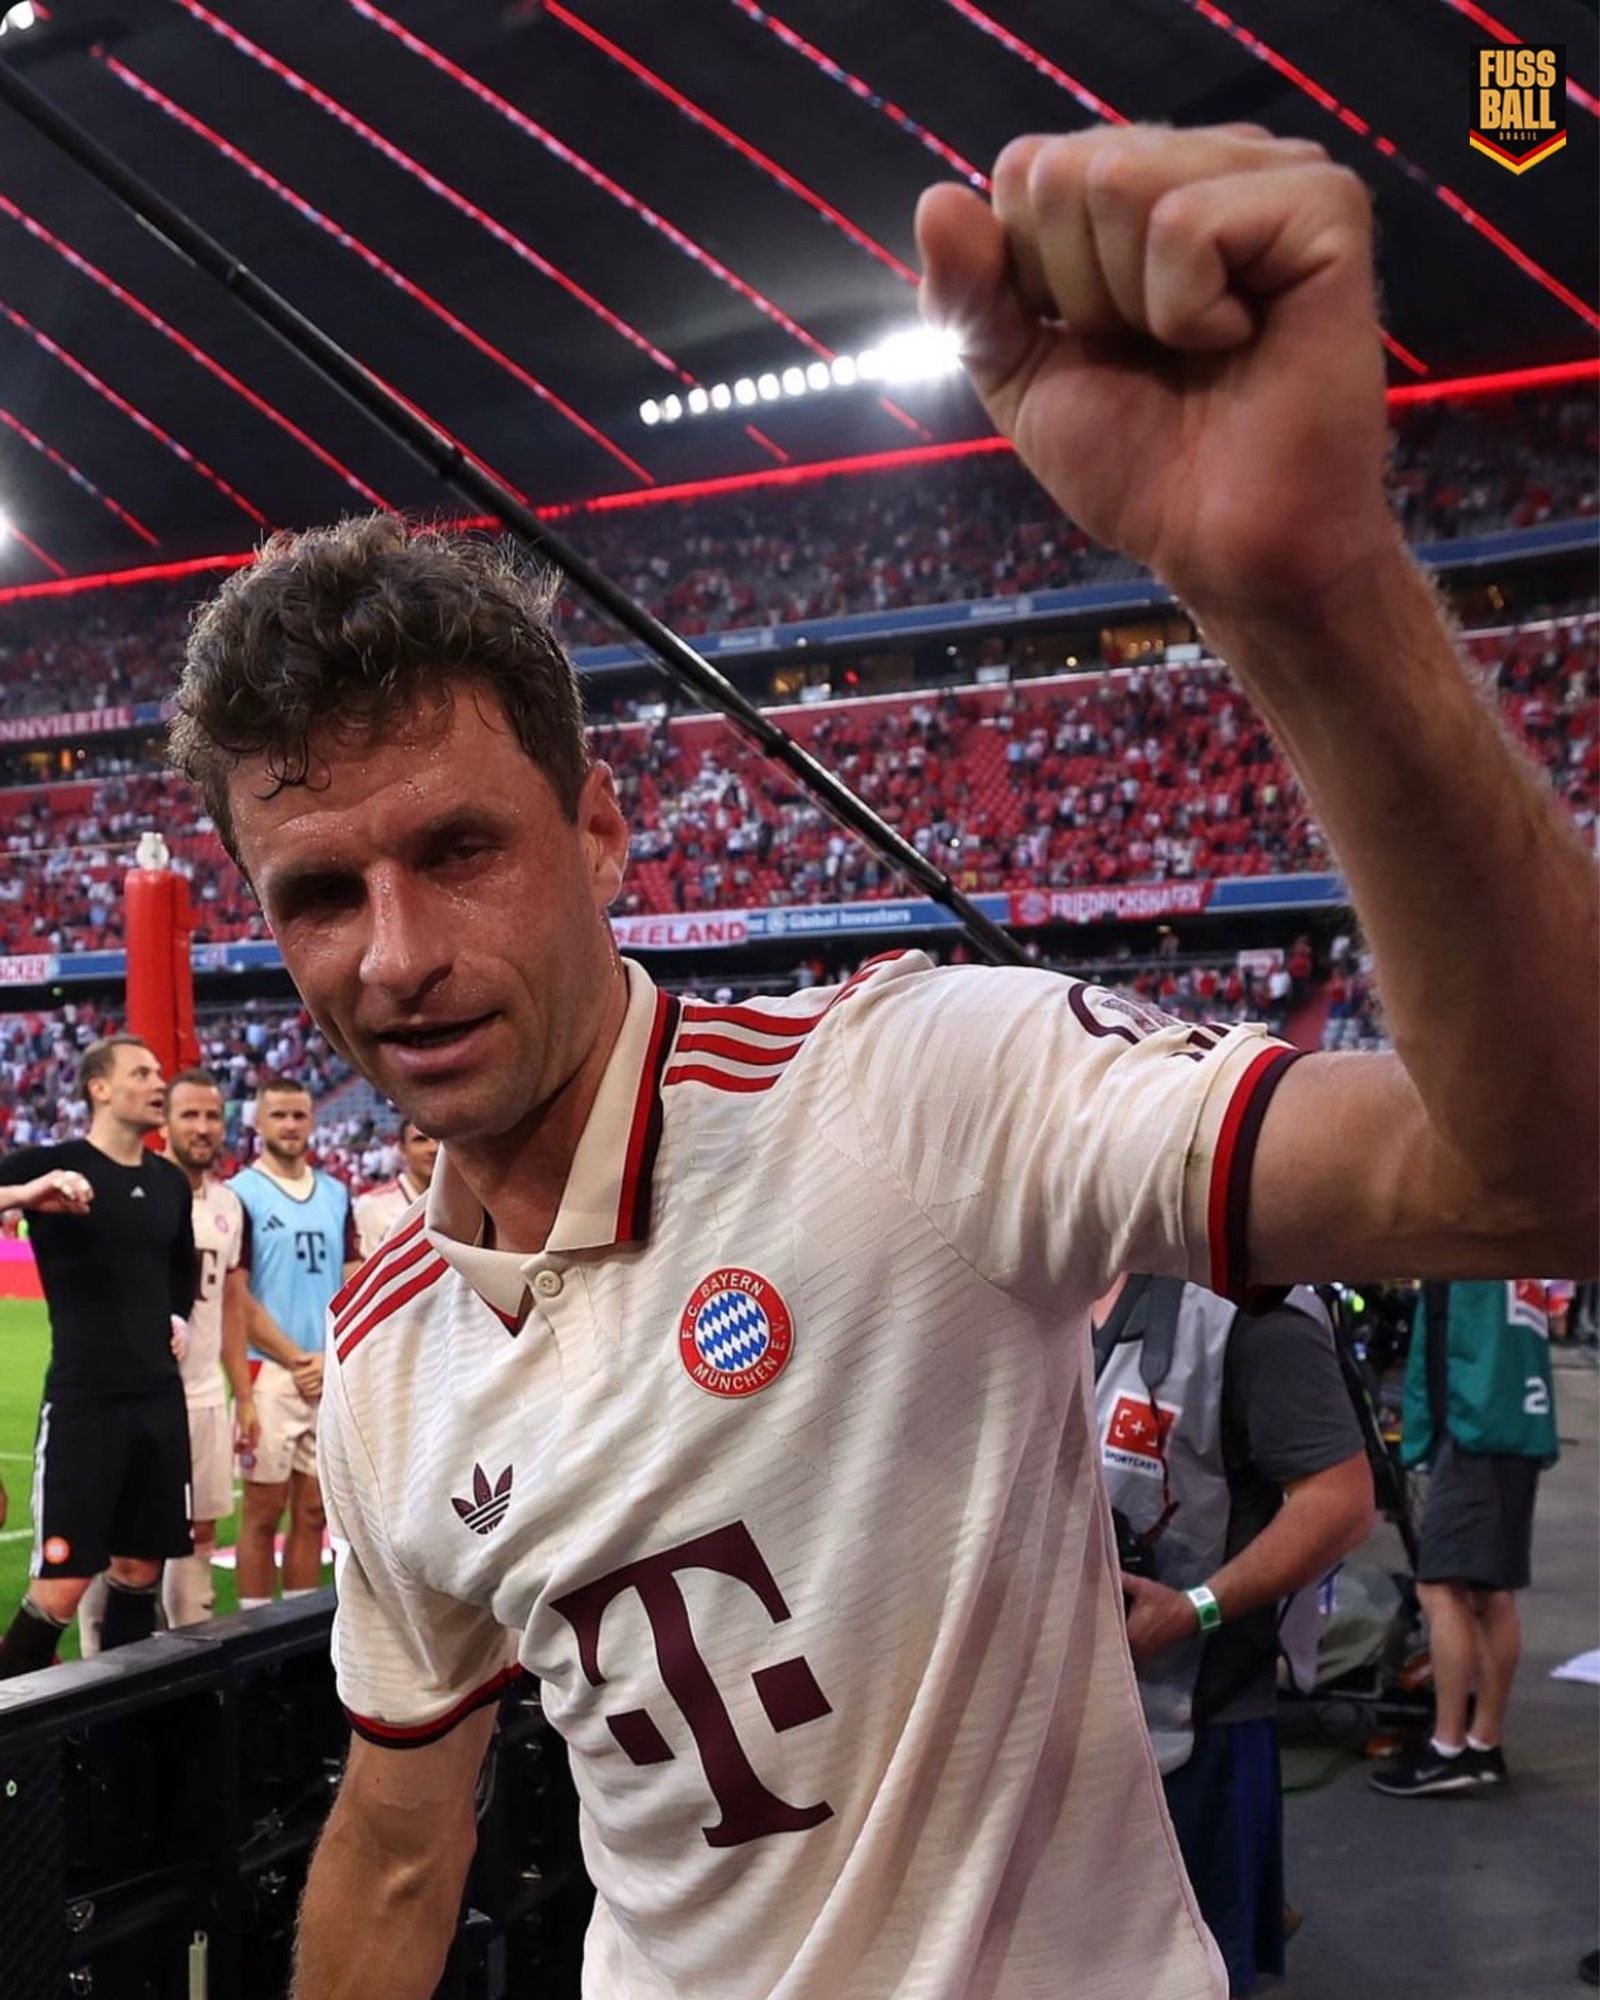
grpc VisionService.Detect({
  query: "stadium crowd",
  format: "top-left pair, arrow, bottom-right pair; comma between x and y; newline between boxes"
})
0,390 -> 1591,730
555,389 -> 1596,646
0,618 -> 1591,952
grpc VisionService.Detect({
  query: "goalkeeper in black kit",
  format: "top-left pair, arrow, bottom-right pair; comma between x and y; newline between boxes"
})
0,1034 -> 196,1676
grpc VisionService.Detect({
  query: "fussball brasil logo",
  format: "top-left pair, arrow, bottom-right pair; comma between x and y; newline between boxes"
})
1470,46 -> 1566,174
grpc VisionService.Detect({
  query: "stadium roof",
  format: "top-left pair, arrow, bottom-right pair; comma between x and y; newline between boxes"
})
0,0 -> 1595,585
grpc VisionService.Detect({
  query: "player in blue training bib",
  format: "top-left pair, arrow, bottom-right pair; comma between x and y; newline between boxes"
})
231,1080 -> 358,1610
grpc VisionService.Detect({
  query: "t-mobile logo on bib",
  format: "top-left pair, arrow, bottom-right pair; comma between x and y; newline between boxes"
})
551,1520 -> 833,1849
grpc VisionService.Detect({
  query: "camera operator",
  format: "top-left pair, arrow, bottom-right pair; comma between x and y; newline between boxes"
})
1093,1275 -> 1375,1995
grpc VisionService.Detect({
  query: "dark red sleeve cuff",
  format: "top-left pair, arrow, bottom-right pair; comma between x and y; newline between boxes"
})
1206,1046 -> 1303,1305
344,1663 -> 525,1749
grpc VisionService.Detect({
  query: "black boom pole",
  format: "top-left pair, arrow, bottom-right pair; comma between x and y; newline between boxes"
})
0,53 -> 1027,968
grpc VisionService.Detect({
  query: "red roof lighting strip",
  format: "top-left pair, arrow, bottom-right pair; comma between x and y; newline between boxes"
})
727,0 -> 989,189
935,0 -> 1127,125
167,0 -> 656,484
1439,0 -> 1599,118
0,294 -> 268,526
6,529 -> 66,580
546,1 -> 919,283
934,0 -> 1429,375
0,403 -> 158,546
1182,0 -> 1600,337
105,49 -> 674,391
2,355 -> 1592,602
0,191 -> 391,510
341,0 -> 924,438
101,53 -> 652,491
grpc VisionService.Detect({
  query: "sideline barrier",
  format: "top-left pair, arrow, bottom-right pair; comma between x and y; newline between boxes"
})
0,872 -> 1352,988
0,1596 -> 590,1998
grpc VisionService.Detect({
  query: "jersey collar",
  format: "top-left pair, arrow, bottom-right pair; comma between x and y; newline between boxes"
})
424,960 -> 680,1318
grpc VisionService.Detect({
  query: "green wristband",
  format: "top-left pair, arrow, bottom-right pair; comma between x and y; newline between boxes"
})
1186,1584 -> 1223,1633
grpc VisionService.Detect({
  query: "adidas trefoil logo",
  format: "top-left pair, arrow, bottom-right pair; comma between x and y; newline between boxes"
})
452,1463 -> 513,1535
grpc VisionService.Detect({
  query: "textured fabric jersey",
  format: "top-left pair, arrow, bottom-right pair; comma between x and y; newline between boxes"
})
0,1140 -> 195,1399
181,1175 -> 247,1411
234,1164 -> 354,1357
353,1175 -> 425,1260
321,954 -> 1301,2000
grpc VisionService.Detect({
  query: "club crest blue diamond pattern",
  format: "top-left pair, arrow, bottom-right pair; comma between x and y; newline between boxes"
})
678,1267 -> 795,1399
691,1288 -> 773,1373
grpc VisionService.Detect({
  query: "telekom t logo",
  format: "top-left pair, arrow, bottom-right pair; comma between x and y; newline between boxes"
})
551,1520 -> 834,1849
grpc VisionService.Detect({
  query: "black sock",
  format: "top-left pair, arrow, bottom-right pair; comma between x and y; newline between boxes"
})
100,1579 -> 159,1653
0,1596 -> 67,1679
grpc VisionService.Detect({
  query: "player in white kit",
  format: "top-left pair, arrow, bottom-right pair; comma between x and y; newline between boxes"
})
162,1070 -> 256,1627
353,1119 -> 438,1258
173,127 -> 1596,2000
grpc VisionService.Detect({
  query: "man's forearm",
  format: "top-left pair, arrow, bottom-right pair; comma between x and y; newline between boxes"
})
1209,1462 -> 1374,1625
248,1298 -> 304,1368
221,1308 -> 253,1407
1199,544 -> 1598,1225
293,1804 -> 468,2000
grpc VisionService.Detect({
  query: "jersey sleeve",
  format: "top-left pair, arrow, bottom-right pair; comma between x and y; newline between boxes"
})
167,1169 -> 198,1320
223,1196 -> 245,1273
319,1356 -> 521,1746
235,1204 -> 252,1272
838,960 -> 1300,1317
0,1144 -> 59,1186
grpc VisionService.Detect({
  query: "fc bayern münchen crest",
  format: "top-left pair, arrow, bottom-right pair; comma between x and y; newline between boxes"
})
679,1267 -> 794,1399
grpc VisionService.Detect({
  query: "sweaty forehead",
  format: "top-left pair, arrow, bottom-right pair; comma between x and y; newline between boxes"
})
229,696 -> 546,878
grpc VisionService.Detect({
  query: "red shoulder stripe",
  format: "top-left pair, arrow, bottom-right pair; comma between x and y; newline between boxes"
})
334,1235 -> 435,1340
662,1063 -> 779,1095
677,999 -> 826,1034
331,1212 -> 428,1324
673,1030 -> 808,1068
336,1256 -> 449,1362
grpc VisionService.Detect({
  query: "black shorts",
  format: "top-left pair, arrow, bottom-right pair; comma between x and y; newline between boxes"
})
1416,1436 -> 1540,1592
31,1391 -> 193,1579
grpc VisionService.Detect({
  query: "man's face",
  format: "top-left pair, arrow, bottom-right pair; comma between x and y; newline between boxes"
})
98,1044 -> 166,1133
229,687 -> 627,1147
166,1081 -> 225,1173
400,1124 -> 440,1190
256,1088 -> 312,1166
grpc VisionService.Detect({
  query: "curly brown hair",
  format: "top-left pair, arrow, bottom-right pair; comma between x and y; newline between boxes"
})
170,514 -> 588,864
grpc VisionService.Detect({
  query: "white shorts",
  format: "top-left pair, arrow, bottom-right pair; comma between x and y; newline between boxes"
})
187,1402 -> 235,1524
247,1360 -> 320,1486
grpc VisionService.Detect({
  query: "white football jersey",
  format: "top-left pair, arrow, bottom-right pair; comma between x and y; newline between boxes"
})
183,1174 -> 245,1411
353,1174 -> 425,1260
322,954 -> 1300,2000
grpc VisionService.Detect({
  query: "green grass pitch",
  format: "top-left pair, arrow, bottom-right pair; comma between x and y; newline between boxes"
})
0,1298 -> 253,1657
